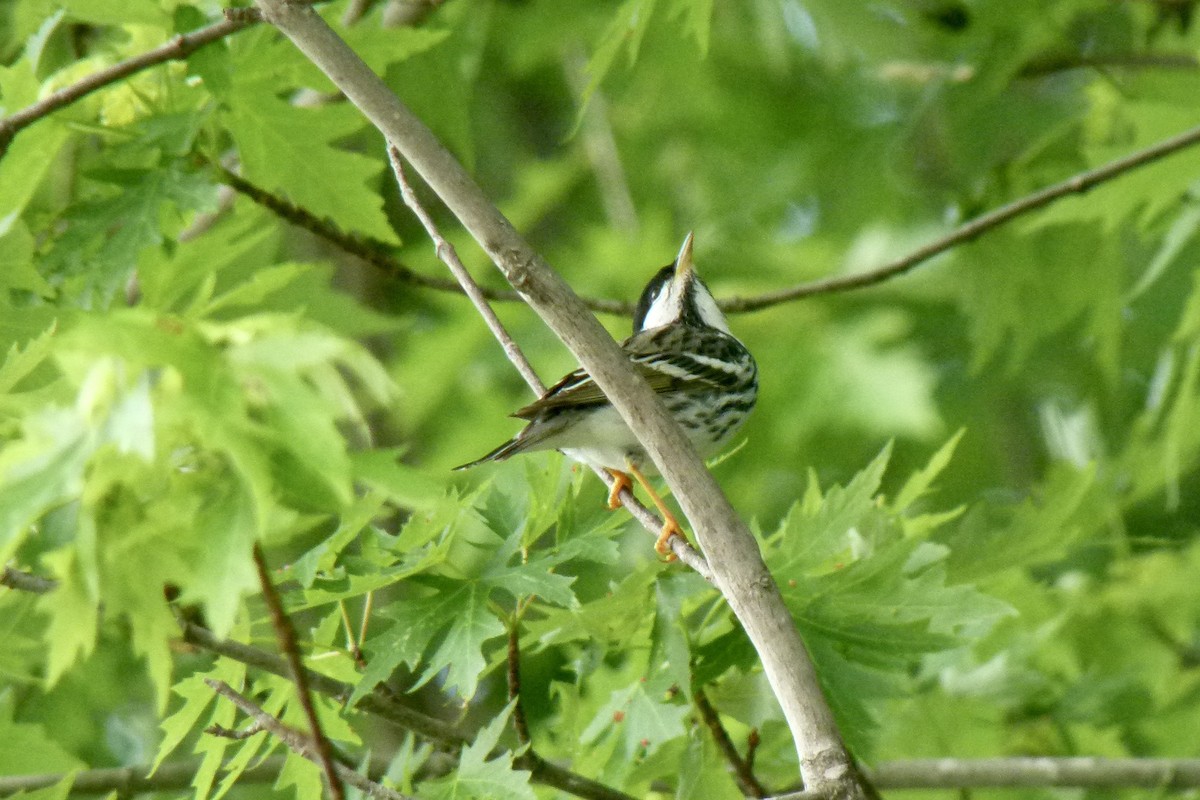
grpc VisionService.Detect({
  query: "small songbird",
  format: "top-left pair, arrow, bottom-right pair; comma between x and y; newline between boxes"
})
455,233 -> 758,556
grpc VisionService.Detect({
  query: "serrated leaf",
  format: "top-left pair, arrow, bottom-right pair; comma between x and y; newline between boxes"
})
424,702 -> 535,800
225,89 -> 398,245
892,428 -> 965,514
0,323 -> 55,395
581,673 -> 689,760
676,726 -> 742,799
355,580 -> 503,703
767,442 -> 892,576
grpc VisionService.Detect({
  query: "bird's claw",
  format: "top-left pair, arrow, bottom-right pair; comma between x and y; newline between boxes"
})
606,470 -> 632,511
654,521 -> 682,562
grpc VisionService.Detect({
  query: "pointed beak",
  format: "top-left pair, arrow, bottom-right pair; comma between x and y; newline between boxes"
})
674,231 -> 695,281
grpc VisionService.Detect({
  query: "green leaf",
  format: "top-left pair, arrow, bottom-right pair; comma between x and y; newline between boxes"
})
892,428 -> 965,514
225,89 -> 398,245
0,696 -> 85,774
766,442 -> 892,576
355,579 -> 503,703
423,702 -> 535,800
675,726 -> 743,800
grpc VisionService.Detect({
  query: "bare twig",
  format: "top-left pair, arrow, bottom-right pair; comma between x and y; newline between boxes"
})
210,162 -> 633,315
515,753 -> 638,800
694,687 -> 768,797
252,3 -> 858,794
1,566 -> 57,594
252,544 -> 345,800
385,145 -> 715,573
505,621 -> 532,746
0,16 -> 252,157
8,754 -> 1200,799
1019,51 -> 1200,78
179,622 -> 636,800
205,679 -> 409,800
179,620 -> 467,746
0,757 -> 287,797
205,721 -> 266,740
388,148 -> 546,393
719,119 -> 1200,312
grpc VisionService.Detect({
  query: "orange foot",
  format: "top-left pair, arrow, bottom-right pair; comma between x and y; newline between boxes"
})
653,516 -> 683,563
605,469 -> 633,510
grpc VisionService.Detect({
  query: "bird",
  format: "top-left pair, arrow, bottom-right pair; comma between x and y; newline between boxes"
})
455,233 -> 758,558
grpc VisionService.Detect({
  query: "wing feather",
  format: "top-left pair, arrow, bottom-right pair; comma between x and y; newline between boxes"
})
512,327 -> 750,419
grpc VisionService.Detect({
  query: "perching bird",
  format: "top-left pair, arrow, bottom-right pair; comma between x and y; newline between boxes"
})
455,233 -> 757,557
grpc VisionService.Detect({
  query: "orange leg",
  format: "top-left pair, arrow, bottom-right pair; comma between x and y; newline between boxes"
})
605,469 -> 633,510
625,461 -> 685,561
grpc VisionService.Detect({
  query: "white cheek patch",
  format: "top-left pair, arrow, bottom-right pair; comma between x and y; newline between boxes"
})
640,282 -> 683,330
694,288 -> 731,333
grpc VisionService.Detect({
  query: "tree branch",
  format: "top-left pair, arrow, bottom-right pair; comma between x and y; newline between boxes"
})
179,622 -> 636,800
863,757 -> 1200,792
0,15 -> 252,157
719,118 -> 1200,312
206,679 -> 408,800
9,753 -> 1197,799
252,545 -> 345,800
0,757 -> 286,797
1,566 -> 57,594
506,621 -> 533,746
694,687 -> 768,797
210,160 -> 634,314
250,2 -> 857,794
384,145 -> 714,572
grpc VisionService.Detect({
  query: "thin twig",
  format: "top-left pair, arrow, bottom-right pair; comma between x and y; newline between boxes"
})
1018,51 -> 1200,78
252,544 -> 345,800
179,620 -> 467,746
1,566 -> 57,594
211,161 -> 633,315
0,757 -> 287,796
516,753 -> 639,800
254,6 -> 854,792
0,16 -> 252,157
720,119 -> 1200,312
388,147 -> 546,393
506,620 -> 532,746
385,145 -> 715,575
694,687 -> 767,797
205,722 -> 266,740
179,621 -> 638,800
205,679 -> 410,800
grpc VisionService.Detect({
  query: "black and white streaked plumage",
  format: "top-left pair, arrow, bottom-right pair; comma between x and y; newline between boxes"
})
455,233 -> 757,554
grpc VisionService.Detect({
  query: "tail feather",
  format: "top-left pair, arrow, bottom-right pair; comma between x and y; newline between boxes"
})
454,417 -> 567,471
452,437 -> 524,471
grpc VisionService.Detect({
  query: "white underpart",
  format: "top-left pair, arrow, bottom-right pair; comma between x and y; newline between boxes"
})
553,406 -> 724,475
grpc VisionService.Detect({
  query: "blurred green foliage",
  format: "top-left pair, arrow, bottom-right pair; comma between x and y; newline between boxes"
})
2,0 -> 1200,797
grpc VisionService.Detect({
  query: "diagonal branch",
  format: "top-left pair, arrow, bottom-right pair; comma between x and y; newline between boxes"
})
694,687 -> 768,797
205,679 -> 409,800
1,566 -> 57,594
385,146 -> 714,574
251,544 -> 345,800
249,2 -> 860,796
0,15 -> 253,157
179,621 -> 635,800
719,119 -> 1200,312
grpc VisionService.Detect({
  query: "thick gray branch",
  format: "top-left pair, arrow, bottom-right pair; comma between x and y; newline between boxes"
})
867,757 -> 1200,790
249,1 -> 857,793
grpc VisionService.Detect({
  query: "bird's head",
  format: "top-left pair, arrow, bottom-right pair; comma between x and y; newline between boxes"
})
632,232 -> 730,335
